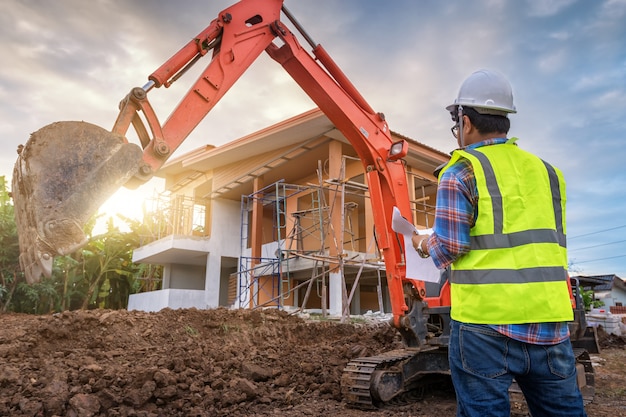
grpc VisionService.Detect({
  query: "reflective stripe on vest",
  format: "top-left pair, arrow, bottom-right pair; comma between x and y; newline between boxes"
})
440,143 -> 573,324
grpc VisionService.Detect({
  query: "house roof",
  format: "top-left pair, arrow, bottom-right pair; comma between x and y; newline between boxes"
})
572,274 -> 626,291
159,108 -> 448,176
157,108 -> 449,199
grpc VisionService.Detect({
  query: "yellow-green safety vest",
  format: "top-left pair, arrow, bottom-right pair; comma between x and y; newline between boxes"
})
439,141 -> 573,324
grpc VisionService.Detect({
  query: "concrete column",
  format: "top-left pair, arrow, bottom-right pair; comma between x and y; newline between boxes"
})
350,283 -> 361,315
328,141 -> 345,317
249,176 -> 264,308
162,266 -> 172,289
205,252 -> 220,308
328,271 -> 343,316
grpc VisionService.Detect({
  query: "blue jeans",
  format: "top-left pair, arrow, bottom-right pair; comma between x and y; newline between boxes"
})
449,320 -> 587,417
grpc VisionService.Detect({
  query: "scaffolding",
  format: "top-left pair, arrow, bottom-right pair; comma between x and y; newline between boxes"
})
235,153 -> 439,318
236,156 -> 394,319
408,171 -> 438,229
238,181 -> 319,309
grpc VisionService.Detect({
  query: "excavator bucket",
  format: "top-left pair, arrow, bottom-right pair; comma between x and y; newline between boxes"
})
12,121 -> 143,284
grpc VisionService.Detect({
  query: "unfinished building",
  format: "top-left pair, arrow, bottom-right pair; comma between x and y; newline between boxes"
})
129,108 -> 449,317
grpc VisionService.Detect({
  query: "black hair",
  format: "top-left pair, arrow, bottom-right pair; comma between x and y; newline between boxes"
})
462,107 -> 510,135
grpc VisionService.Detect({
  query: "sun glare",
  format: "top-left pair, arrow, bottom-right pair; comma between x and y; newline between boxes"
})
94,179 -> 164,234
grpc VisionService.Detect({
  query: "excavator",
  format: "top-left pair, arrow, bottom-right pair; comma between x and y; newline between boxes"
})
12,0 -> 596,409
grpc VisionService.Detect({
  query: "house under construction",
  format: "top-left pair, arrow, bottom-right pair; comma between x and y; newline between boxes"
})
129,108 -> 449,317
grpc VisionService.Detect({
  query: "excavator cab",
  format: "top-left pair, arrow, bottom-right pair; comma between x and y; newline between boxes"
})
12,121 -> 142,283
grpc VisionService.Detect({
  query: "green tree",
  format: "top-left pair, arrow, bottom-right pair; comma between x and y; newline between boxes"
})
11,278 -> 59,314
70,217 -> 143,310
115,213 -> 163,293
0,176 -> 20,312
581,289 -> 605,312
1,176 -> 160,312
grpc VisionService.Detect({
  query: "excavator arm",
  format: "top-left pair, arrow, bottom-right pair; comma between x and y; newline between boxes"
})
112,0 -> 285,185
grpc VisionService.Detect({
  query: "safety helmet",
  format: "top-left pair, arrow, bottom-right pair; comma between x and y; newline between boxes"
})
446,69 -> 516,116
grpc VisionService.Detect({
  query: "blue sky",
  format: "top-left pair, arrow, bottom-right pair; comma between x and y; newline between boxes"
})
1,0 -> 625,278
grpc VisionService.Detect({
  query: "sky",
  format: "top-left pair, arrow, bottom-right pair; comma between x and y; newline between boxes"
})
1,0 -> 625,279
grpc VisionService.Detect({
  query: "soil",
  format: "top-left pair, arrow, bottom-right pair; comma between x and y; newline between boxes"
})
0,308 -> 624,417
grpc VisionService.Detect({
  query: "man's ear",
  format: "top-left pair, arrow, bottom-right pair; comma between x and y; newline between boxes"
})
462,115 -> 473,134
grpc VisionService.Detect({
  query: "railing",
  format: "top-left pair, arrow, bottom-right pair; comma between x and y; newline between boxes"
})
139,192 -> 208,245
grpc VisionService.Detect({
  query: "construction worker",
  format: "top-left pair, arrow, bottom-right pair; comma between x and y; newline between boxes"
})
412,69 -> 587,417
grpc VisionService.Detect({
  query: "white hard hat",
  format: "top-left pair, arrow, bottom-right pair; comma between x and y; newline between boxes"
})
446,69 -> 516,116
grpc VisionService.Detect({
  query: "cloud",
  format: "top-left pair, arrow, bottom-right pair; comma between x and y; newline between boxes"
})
600,0 -> 626,19
525,0 -> 578,17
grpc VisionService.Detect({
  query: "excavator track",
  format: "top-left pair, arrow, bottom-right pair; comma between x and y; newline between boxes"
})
345,346 -> 595,410
341,346 -> 450,409
342,349 -> 417,409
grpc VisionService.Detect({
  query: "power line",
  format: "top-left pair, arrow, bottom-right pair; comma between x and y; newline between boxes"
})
568,224 -> 626,240
574,254 -> 626,264
568,239 -> 626,252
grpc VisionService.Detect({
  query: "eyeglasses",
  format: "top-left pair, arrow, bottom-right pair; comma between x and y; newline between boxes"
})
451,122 -> 459,139
450,110 -> 460,138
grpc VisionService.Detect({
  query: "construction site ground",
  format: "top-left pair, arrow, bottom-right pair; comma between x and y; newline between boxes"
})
0,308 -> 624,417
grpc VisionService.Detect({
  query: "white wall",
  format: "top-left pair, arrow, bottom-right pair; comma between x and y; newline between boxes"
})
128,289 -> 206,312
204,198 -> 242,307
169,264 -> 206,289
207,199 -> 242,256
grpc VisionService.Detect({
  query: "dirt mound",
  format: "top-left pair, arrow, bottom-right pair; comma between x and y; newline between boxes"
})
0,308 -> 624,417
596,326 -> 626,348
0,308 -> 417,417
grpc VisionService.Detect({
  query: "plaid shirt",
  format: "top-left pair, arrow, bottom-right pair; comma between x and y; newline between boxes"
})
426,138 -> 569,345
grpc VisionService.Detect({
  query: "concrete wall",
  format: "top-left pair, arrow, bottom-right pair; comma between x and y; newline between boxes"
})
612,287 -> 626,306
207,199 -> 242,256
597,287 -> 626,307
204,199 -> 241,308
169,264 -> 206,290
128,289 -> 206,312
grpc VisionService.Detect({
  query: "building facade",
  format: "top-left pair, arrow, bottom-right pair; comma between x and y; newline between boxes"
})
128,109 -> 449,316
